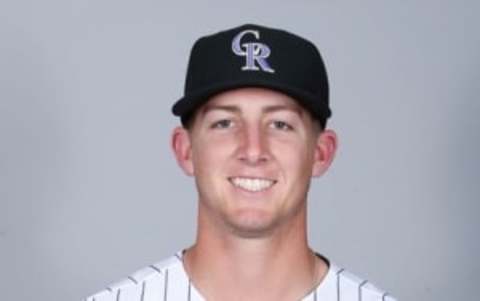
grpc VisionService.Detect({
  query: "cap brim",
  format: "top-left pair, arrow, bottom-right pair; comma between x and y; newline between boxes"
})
172,79 -> 331,122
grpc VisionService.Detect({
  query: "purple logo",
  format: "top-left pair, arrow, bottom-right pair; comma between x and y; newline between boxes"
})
232,29 -> 275,73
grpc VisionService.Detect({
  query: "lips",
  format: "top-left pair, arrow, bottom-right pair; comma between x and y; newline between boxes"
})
228,177 -> 277,192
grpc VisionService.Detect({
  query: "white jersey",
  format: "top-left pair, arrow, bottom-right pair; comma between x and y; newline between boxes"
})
85,251 -> 397,301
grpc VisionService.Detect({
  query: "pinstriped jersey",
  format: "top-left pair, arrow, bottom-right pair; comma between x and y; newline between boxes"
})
85,251 -> 397,301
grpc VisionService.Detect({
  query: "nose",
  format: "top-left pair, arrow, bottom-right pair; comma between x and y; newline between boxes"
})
237,124 -> 270,165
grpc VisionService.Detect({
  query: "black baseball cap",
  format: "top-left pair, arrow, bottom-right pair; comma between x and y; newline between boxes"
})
172,23 -> 332,127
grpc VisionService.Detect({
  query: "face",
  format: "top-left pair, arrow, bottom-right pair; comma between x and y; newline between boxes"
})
172,88 -> 337,238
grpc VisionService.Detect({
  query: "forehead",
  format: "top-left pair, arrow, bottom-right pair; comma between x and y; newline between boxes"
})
198,87 -> 306,116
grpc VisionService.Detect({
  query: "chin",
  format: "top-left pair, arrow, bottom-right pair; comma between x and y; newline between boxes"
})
224,212 -> 280,238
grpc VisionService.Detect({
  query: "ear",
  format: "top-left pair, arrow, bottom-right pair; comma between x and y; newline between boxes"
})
171,126 -> 195,176
312,129 -> 338,177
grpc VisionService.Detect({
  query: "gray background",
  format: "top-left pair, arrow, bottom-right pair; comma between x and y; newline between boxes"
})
1,0 -> 479,300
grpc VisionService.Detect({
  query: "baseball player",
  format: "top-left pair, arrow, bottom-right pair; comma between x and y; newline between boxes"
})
85,24 -> 397,301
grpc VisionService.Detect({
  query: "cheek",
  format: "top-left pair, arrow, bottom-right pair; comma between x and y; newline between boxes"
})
192,135 -> 237,174
271,140 -> 314,176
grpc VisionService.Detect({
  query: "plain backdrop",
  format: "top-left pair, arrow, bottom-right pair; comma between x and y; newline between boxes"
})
1,1 -> 479,300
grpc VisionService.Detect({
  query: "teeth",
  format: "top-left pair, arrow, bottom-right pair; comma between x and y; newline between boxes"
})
230,177 -> 275,192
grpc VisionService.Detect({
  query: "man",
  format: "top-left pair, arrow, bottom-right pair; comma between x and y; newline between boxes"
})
85,24 -> 396,301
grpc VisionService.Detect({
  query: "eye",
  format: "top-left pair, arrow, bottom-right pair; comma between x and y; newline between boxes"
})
211,119 -> 234,129
270,120 -> 293,131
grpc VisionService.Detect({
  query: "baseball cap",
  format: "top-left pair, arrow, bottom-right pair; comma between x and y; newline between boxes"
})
172,23 -> 332,127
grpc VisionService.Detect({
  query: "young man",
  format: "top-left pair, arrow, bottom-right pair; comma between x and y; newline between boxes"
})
86,24 -> 396,301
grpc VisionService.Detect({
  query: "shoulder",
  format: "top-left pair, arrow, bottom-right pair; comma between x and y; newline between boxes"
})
318,261 -> 398,301
83,252 -> 183,301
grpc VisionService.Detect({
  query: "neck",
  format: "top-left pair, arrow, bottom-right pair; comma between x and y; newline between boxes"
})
182,204 -> 328,301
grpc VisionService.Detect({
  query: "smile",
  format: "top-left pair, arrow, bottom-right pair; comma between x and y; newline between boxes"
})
228,177 -> 276,192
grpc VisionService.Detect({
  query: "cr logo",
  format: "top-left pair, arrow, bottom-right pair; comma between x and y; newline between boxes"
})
231,29 -> 275,73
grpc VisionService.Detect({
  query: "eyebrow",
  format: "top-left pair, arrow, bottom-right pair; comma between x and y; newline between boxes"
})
262,105 -> 304,117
